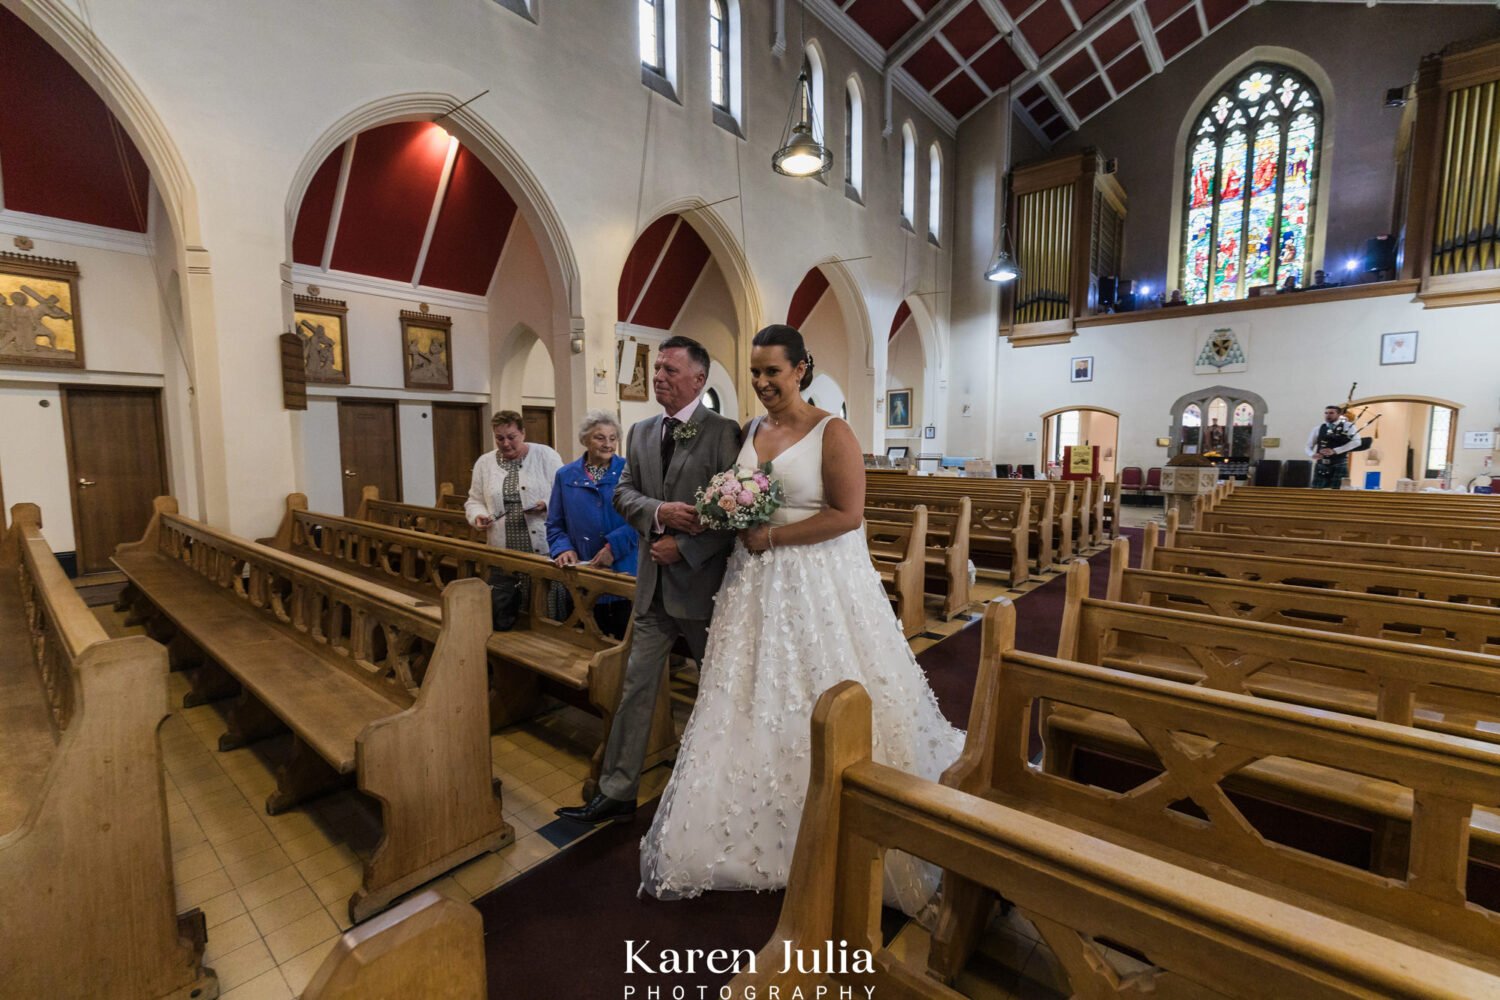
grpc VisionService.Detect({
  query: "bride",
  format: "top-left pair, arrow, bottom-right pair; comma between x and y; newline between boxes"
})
640,324 -> 964,915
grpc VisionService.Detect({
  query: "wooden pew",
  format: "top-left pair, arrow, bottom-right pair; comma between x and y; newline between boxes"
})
865,498 -> 972,618
927,602 -> 1500,985
357,487 -> 483,542
1106,539 -> 1500,658
303,890 -> 484,1000
870,468 -> 1073,563
435,483 -> 465,512
1097,474 -> 1123,540
1071,556 -> 1500,743
737,681 -> 1500,1000
1209,483 -> 1500,515
114,499 -> 512,922
0,504 -> 217,1000
1169,524 -> 1500,577
869,477 -> 1042,577
1199,507 -> 1500,551
1140,528 -> 1500,607
866,505 -> 927,638
266,495 -> 674,800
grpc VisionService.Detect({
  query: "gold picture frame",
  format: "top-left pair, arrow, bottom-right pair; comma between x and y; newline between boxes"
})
293,294 -> 350,385
0,252 -> 83,370
400,310 -> 454,391
620,341 -> 650,402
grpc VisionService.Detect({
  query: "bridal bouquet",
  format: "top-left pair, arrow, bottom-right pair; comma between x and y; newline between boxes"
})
694,464 -> 784,530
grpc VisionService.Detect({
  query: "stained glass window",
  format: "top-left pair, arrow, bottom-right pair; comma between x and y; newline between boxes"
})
1181,65 -> 1322,304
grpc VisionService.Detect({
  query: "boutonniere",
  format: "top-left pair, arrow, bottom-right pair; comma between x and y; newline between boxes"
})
673,421 -> 699,443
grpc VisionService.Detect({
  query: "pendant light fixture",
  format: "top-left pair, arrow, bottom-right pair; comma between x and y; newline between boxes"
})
984,86 -> 1022,283
772,1 -> 831,178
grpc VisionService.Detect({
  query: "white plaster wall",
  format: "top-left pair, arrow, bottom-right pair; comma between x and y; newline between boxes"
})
0,383 -> 72,550
797,289 -> 857,439
12,0 -> 953,539
0,212 -> 183,552
521,337 -> 555,407
301,398 -> 343,515
399,400 -> 437,505
886,323 -> 925,451
992,293 -> 1500,486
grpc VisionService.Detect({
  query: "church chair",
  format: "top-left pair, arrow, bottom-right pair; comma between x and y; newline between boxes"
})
1252,459 -> 1283,486
1281,460 -> 1313,487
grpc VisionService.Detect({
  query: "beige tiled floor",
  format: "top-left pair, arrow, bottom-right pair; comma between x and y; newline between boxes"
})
102,533 -> 1135,998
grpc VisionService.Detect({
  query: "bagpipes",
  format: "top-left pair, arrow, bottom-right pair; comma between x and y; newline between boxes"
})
1328,382 -> 1381,457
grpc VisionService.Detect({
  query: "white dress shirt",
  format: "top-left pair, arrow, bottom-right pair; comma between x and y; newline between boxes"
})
1306,418 -> 1361,458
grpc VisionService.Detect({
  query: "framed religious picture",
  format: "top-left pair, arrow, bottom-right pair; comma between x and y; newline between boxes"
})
1070,356 -> 1094,383
0,252 -> 84,370
1380,330 -> 1418,366
619,341 -> 650,402
400,309 -> 454,390
886,388 -> 912,429
293,294 -> 350,385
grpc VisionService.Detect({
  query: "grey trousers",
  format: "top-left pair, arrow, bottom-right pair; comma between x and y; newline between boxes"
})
597,597 -> 710,801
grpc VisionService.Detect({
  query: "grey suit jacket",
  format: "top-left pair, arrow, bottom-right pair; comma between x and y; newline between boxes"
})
614,402 -> 743,621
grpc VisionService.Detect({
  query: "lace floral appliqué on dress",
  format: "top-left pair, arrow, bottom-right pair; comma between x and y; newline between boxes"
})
639,416 -> 964,915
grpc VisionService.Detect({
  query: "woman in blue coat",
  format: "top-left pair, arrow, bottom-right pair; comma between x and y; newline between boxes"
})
546,409 -> 637,637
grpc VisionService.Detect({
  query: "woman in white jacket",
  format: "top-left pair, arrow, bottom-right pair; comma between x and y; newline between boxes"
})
465,409 -> 563,627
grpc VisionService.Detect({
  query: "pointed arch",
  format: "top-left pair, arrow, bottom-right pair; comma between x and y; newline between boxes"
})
285,93 -> 582,323
844,74 -> 865,198
1167,48 -> 1336,301
4,0 -> 226,523
900,121 -> 917,224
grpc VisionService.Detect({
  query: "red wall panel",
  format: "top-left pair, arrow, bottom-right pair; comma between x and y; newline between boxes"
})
418,145 -> 518,295
0,7 -> 151,232
329,122 -> 450,282
787,268 -> 830,329
291,146 -> 343,266
619,215 -> 679,321
632,223 -> 710,330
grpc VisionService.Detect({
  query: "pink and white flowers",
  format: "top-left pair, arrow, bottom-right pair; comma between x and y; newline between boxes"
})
694,463 -> 784,530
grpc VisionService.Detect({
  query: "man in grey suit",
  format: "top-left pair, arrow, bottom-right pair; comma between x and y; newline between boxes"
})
557,335 -> 742,824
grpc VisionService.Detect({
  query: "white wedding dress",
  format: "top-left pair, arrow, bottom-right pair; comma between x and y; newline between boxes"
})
639,415 -> 965,915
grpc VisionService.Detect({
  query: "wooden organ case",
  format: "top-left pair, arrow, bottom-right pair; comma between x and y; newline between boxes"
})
1403,36 -> 1500,306
1002,150 -> 1126,345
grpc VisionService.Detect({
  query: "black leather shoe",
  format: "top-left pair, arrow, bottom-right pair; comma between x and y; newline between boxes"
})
556,793 -> 636,825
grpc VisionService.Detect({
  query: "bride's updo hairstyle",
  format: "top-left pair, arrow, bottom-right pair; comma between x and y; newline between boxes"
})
751,324 -> 816,392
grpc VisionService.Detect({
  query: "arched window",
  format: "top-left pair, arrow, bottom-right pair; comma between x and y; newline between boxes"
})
1181,64 -> 1322,304
803,44 -> 826,157
844,76 -> 864,199
900,122 -> 916,225
709,0 -> 729,110
639,0 -> 664,71
927,142 -> 942,244
702,387 -> 722,413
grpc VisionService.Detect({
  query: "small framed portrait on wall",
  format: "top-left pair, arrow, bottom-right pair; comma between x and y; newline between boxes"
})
886,388 -> 912,429
0,252 -> 84,370
619,341 -> 650,402
1380,331 -> 1418,366
1070,356 -> 1094,383
293,294 -> 350,385
400,309 -> 454,390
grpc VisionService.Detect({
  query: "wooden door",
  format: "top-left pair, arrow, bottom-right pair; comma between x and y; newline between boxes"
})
61,388 -> 168,575
522,406 -> 554,449
432,402 -> 485,498
337,400 -> 402,515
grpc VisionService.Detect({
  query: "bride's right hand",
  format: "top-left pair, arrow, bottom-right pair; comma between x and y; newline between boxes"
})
739,524 -> 771,553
